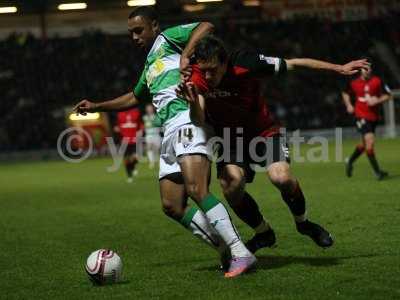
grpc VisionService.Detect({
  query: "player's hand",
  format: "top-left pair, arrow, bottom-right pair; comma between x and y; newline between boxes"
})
346,105 -> 354,114
367,96 -> 379,106
339,59 -> 370,76
176,81 -> 198,104
72,99 -> 98,115
180,56 -> 192,82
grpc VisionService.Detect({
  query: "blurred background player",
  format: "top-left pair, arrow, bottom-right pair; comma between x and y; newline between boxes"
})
114,106 -> 143,182
143,104 -> 160,169
342,61 -> 393,180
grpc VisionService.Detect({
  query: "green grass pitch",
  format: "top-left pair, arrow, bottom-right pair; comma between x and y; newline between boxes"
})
1,138 -> 399,299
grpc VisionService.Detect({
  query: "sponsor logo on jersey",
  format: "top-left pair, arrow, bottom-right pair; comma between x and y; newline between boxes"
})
206,89 -> 238,98
259,54 -> 277,65
146,59 -> 165,85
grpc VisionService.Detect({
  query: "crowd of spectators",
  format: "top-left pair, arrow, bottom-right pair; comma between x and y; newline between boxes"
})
0,16 -> 399,151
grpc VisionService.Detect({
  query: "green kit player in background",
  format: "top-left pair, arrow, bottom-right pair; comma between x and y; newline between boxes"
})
73,6 -> 256,277
143,104 -> 161,169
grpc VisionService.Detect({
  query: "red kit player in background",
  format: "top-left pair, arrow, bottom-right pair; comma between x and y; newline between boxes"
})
114,107 -> 143,182
342,61 -> 392,180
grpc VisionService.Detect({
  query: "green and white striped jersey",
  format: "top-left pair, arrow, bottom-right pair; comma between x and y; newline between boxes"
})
133,23 -> 199,128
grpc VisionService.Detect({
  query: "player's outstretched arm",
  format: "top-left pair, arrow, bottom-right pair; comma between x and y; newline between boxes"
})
180,22 -> 214,81
285,58 -> 370,75
176,82 -> 206,126
73,92 -> 139,115
367,93 -> 393,107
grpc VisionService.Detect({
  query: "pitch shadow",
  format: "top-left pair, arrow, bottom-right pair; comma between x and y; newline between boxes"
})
382,174 -> 400,181
255,255 -> 340,270
89,280 -> 131,287
195,253 -> 379,272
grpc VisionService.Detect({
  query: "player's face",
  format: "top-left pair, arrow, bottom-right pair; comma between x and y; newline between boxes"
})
198,58 -> 228,88
128,16 -> 159,51
361,65 -> 372,79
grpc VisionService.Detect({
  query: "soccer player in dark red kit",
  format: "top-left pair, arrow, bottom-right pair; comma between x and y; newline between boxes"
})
178,35 -> 369,252
342,62 -> 392,180
115,107 -> 143,182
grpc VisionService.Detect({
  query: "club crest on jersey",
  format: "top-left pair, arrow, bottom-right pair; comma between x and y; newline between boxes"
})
154,47 -> 165,59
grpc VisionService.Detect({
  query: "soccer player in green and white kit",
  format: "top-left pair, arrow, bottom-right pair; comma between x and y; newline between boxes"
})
73,7 -> 255,277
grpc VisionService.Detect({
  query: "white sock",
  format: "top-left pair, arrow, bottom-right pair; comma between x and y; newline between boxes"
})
181,207 -> 226,253
200,194 -> 252,258
147,149 -> 155,164
191,210 -> 228,253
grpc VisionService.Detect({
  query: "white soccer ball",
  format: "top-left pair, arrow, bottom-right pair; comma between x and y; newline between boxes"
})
85,249 -> 122,285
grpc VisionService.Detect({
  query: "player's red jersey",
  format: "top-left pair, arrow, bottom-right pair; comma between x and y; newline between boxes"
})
346,75 -> 390,122
191,51 -> 286,139
117,108 -> 143,144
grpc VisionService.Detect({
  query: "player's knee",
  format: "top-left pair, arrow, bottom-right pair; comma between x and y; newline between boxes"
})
268,163 -> 292,187
185,182 -> 208,202
364,135 -> 375,148
220,167 -> 245,193
365,142 -> 373,152
365,140 -> 374,151
366,143 -> 375,156
269,171 -> 292,189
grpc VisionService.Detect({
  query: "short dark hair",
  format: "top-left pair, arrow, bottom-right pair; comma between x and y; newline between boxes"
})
128,6 -> 158,22
194,35 -> 228,64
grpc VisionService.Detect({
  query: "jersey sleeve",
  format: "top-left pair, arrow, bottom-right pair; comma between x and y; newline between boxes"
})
133,70 -> 151,102
234,51 -> 287,77
190,64 -> 209,94
162,23 -> 200,50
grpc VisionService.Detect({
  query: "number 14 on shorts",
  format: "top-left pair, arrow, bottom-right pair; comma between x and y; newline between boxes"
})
178,126 -> 195,144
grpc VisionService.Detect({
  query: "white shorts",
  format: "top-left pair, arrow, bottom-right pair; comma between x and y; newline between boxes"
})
159,112 -> 213,180
145,136 -> 161,149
